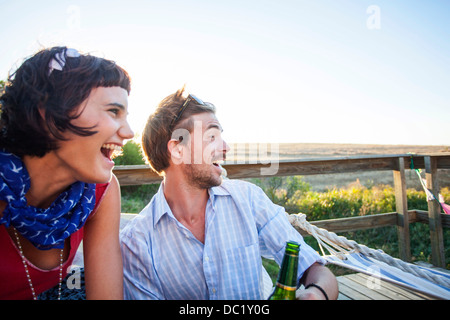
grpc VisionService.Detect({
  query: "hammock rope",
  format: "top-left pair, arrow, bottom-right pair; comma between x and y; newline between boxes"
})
409,154 -> 450,214
287,212 -> 450,288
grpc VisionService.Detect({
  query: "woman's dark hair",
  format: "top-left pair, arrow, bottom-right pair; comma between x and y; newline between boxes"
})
0,46 -> 131,157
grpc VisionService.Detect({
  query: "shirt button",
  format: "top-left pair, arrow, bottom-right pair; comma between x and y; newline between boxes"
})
212,288 -> 216,294
205,256 -> 210,262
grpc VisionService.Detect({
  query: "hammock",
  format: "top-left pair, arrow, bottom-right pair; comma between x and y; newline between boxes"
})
414,168 -> 450,214
288,212 -> 450,300
220,164 -> 450,299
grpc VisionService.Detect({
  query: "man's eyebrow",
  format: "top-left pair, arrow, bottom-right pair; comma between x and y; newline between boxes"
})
206,123 -> 223,131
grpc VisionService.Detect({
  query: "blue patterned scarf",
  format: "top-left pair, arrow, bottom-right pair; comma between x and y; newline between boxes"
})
0,151 -> 96,250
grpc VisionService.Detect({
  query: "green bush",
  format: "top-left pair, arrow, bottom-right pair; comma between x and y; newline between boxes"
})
254,176 -> 450,268
255,176 -> 450,221
121,184 -> 159,213
113,140 -> 146,165
114,140 -> 160,213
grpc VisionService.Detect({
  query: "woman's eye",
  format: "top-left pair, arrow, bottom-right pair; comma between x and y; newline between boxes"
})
109,108 -> 120,115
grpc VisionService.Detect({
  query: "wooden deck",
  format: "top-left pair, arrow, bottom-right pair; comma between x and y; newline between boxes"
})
337,273 -> 439,300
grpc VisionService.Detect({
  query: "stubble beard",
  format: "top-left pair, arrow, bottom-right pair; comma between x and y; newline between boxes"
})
184,164 -> 222,190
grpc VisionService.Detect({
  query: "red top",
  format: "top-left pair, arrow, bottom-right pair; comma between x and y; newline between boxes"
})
0,183 -> 109,300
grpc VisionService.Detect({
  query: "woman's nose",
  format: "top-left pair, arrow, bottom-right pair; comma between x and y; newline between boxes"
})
120,120 -> 135,140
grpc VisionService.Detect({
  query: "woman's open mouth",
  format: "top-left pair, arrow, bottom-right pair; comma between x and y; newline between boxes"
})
101,143 -> 122,161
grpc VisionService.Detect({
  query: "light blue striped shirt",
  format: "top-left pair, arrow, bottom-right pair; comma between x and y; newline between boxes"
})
120,179 -> 324,300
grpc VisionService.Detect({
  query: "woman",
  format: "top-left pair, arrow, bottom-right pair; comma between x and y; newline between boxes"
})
0,46 -> 134,299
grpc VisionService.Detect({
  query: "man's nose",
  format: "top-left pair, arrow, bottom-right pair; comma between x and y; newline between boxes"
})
222,139 -> 230,154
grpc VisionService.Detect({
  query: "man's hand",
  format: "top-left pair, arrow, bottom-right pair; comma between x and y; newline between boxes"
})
296,286 -> 328,300
296,263 -> 339,300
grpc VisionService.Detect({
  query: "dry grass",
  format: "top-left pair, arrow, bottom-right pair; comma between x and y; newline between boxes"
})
226,142 -> 450,191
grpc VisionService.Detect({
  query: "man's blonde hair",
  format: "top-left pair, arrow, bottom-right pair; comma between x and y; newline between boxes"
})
141,87 -> 215,175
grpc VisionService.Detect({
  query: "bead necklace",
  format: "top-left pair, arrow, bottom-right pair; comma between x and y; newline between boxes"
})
13,228 -> 64,300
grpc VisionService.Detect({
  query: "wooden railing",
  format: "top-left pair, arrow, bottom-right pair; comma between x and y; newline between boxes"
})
113,153 -> 450,267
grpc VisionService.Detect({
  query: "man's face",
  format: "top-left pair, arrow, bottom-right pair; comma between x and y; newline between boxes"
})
180,112 -> 229,189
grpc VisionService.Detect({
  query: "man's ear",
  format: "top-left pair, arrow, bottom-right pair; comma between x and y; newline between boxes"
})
168,127 -> 190,165
168,138 -> 184,165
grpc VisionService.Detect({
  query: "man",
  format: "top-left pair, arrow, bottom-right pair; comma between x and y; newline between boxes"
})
120,87 -> 338,300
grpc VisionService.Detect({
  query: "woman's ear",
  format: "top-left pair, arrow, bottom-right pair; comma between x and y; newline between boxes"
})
38,106 -> 46,120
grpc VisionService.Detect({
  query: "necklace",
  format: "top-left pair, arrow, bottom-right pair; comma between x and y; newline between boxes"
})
13,228 -> 64,300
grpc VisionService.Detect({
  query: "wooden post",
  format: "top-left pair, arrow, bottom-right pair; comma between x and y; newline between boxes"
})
393,157 -> 411,262
424,156 -> 445,268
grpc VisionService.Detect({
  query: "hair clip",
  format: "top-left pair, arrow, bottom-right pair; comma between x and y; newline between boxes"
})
48,48 -> 80,76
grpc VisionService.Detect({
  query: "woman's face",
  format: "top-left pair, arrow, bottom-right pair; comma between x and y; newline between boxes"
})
53,86 -> 134,183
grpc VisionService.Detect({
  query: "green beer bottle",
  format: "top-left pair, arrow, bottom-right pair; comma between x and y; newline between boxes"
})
268,241 -> 300,300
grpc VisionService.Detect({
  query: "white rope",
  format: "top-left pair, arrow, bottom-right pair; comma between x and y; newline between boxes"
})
287,212 -> 450,288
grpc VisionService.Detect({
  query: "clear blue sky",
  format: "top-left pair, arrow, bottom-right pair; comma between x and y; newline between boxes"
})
1,0 -> 449,145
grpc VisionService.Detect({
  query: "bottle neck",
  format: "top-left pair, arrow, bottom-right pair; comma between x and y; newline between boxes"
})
276,252 -> 299,288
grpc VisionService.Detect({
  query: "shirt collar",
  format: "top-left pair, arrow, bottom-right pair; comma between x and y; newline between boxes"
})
153,182 -> 173,227
209,182 -> 231,197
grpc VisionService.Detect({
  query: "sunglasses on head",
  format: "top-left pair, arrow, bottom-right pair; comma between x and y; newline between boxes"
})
170,94 -> 205,129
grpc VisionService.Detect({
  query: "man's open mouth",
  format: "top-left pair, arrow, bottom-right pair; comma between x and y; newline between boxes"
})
212,160 -> 224,167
